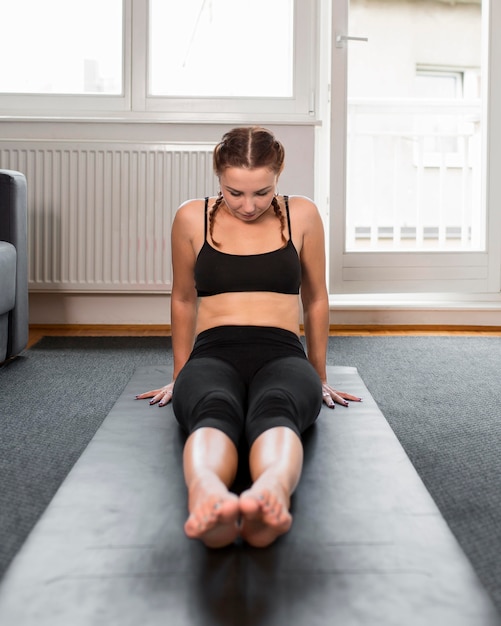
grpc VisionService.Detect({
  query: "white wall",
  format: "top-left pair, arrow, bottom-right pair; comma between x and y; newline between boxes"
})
0,120 -> 316,325
348,0 -> 481,98
0,122 -> 315,198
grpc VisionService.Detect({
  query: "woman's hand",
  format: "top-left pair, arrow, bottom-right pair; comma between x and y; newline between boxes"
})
321,382 -> 362,409
136,381 -> 175,407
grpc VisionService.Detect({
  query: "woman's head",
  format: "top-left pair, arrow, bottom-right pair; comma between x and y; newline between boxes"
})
213,127 -> 285,178
209,127 -> 287,245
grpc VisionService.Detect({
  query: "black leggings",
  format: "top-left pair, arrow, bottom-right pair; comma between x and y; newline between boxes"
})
172,326 -> 322,447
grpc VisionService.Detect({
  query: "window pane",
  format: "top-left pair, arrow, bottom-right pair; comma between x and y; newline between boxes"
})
346,0 -> 483,252
149,0 -> 293,97
415,72 -> 462,99
0,0 -> 122,94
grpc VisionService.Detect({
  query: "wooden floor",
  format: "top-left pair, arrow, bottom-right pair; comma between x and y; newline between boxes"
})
27,324 -> 501,349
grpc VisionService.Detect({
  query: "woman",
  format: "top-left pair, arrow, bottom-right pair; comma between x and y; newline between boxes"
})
137,126 -> 361,548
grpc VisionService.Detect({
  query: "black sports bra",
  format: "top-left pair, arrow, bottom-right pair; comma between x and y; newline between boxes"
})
194,196 -> 301,297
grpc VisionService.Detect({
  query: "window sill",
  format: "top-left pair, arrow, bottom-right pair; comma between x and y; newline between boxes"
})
0,112 -> 322,126
329,293 -> 501,311
328,293 -> 501,327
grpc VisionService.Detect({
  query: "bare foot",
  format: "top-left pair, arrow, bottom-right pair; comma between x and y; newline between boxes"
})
239,483 -> 293,548
184,476 -> 240,548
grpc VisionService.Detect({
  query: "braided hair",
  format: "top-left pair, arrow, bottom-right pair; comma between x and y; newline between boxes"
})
209,127 -> 286,246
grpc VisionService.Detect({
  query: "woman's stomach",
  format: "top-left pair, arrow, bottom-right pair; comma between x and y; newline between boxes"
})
196,292 -> 301,336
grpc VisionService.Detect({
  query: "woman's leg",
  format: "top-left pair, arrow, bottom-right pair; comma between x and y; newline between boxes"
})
173,358 -> 247,548
239,426 -> 304,547
183,427 -> 241,548
239,356 -> 322,547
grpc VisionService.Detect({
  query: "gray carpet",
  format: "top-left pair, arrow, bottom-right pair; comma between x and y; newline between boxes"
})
0,337 -> 173,582
1,335 -> 500,612
326,335 -> 501,612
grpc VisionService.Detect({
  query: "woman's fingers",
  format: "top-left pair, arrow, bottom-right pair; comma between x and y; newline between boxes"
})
135,388 -> 161,400
157,386 -> 174,407
322,389 -> 336,408
322,384 -> 362,409
135,383 -> 175,406
340,391 -> 363,402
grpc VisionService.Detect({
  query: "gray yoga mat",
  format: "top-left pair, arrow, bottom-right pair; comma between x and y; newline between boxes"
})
0,365 -> 499,626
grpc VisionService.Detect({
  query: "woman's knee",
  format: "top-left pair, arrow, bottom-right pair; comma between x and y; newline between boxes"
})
173,358 -> 246,445
245,357 -> 322,443
249,357 -> 322,410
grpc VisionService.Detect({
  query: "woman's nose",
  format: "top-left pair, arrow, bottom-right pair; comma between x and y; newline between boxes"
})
242,198 -> 255,213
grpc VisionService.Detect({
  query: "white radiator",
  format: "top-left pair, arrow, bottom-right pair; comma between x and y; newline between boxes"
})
0,140 -> 217,292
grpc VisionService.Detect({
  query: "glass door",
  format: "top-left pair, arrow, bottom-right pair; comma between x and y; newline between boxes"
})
328,0 -> 497,295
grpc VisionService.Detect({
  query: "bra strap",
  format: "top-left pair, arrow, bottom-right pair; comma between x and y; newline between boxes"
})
204,197 -> 209,240
284,195 -> 292,241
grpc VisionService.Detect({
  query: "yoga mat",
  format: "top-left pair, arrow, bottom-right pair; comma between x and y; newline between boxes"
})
0,365 -> 499,626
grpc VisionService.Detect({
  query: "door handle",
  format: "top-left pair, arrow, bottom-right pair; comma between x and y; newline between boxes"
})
335,34 -> 369,48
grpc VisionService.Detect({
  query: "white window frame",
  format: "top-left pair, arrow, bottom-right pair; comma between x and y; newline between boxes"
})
0,0 -> 132,116
327,0 -> 501,296
132,0 -> 316,122
415,67 -> 464,99
0,0 -> 317,123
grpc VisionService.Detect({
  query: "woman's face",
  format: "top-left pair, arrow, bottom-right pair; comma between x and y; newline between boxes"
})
219,167 -> 278,222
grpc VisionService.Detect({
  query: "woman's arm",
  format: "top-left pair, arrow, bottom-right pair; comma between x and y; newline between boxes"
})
295,197 -> 362,407
170,203 -> 199,380
295,197 -> 329,381
136,201 -> 199,405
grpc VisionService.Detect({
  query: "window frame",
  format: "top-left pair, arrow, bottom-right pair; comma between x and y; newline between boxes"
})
0,0 -> 132,116
0,0 -> 317,123
132,0 -> 316,121
327,0 -> 500,296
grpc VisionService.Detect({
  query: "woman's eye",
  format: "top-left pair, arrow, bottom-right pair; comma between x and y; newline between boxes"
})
227,190 -> 269,197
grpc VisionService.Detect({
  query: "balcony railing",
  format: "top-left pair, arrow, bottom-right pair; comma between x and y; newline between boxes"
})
346,99 -> 483,251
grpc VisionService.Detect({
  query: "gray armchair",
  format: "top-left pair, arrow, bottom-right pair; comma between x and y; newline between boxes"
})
0,170 -> 28,363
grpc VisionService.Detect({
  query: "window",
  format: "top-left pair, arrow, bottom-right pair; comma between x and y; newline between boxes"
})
138,0 -> 314,118
413,67 -> 481,173
343,0 -> 483,255
0,0 -> 315,121
149,0 -> 293,98
415,66 -> 482,100
328,0 -> 496,295
0,0 -> 123,94
415,70 -> 463,100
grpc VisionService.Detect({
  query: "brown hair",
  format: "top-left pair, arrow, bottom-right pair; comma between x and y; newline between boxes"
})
209,127 -> 286,246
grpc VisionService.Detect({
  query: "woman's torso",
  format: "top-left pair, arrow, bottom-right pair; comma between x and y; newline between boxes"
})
191,195 -> 305,336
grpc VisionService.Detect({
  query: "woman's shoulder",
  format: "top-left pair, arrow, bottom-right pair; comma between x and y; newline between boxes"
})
174,197 -> 208,223
284,195 -> 323,246
285,195 -> 321,223
285,194 -> 317,212
177,197 -> 207,213
171,199 -> 210,242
